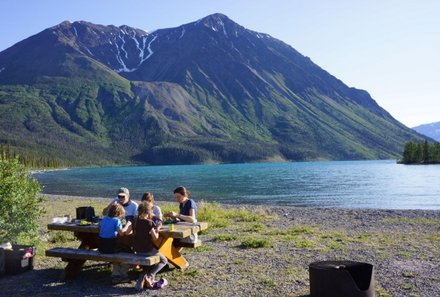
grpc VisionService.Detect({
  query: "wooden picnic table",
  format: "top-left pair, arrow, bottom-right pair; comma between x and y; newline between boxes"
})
47,221 -> 208,277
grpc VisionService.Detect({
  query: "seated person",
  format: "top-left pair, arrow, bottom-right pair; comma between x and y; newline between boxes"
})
103,187 -> 138,223
98,203 -> 132,284
165,186 -> 197,223
125,201 -> 168,290
165,186 -> 198,244
141,192 -> 163,223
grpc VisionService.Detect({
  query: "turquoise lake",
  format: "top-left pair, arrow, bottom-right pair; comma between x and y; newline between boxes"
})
32,160 -> 440,210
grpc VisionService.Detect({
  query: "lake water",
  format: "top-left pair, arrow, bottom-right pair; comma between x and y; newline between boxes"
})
32,160 -> 440,210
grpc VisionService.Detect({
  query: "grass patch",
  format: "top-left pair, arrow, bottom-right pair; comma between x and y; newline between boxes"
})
246,223 -> 266,232
401,283 -> 414,290
402,271 -> 416,278
375,286 -> 392,297
260,277 -> 276,287
48,231 -> 75,243
240,237 -> 272,249
294,239 -> 316,249
225,207 -> 271,222
213,234 -> 238,241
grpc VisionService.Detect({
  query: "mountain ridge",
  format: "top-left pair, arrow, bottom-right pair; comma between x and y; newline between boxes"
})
413,121 -> 440,141
0,14 -> 427,165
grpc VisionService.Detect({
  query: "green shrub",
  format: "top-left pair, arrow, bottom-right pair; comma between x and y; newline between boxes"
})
240,237 -> 272,249
0,157 -> 45,243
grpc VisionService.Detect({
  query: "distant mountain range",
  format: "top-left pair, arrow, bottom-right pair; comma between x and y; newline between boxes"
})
0,13 -> 427,165
413,122 -> 440,141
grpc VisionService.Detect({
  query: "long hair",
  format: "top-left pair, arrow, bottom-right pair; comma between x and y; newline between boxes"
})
137,201 -> 153,219
141,192 -> 154,203
173,186 -> 190,198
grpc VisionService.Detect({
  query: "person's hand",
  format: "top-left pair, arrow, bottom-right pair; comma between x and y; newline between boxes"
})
165,211 -> 177,218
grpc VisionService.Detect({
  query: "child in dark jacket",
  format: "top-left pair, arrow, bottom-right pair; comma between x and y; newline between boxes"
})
126,201 -> 168,290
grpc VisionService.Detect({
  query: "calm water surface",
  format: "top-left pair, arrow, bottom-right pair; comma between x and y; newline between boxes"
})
33,160 -> 440,209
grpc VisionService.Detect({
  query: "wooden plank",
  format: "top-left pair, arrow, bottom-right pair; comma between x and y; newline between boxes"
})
173,240 -> 202,248
176,222 -> 208,232
45,248 -> 160,266
159,225 -> 193,238
47,223 -> 99,233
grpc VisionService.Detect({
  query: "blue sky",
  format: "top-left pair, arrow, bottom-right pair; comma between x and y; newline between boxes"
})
1,0 -> 439,127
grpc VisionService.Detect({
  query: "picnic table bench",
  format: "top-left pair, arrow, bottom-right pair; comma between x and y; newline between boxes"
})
46,247 -> 160,266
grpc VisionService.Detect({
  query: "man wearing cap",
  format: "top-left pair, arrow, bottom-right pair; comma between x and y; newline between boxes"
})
103,187 -> 138,223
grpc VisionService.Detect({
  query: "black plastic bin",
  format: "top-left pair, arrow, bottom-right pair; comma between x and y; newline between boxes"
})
309,260 -> 374,297
76,206 -> 95,221
3,244 -> 36,275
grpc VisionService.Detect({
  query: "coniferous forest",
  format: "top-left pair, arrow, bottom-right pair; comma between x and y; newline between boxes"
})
400,141 -> 440,164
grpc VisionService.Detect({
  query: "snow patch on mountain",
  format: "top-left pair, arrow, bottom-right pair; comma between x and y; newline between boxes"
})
142,34 -> 157,62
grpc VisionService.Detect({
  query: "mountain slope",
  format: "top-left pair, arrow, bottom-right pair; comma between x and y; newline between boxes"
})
0,14 -> 427,165
413,122 -> 440,141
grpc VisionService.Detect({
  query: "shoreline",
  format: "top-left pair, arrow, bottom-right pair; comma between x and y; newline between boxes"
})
42,193 -> 440,212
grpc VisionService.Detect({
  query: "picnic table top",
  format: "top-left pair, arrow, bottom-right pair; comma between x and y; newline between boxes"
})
47,221 -> 208,239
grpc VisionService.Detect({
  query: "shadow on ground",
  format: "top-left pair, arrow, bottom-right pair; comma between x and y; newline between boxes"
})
0,264 -> 145,297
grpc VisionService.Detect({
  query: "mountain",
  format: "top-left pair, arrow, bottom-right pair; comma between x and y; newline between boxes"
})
0,14 -> 427,165
413,122 -> 440,141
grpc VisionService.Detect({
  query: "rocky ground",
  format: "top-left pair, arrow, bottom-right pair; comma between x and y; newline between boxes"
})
0,195 -> 439,297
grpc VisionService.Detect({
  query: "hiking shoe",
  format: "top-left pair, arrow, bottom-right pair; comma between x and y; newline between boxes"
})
153,278 -> 168,289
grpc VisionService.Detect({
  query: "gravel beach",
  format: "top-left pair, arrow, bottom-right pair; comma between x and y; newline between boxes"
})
0,194 -> 439,297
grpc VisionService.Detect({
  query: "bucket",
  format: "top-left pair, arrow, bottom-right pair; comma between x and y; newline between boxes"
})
309,260 -> 374,297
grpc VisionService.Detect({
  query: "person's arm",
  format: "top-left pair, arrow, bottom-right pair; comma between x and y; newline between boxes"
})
122,221 -> 133,235
156,206 -> 163,221
150,227 -> 159,240
119,220 -> 132,235
176,208 -> 196,223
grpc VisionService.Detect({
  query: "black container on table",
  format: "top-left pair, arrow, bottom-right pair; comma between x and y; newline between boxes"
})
309,260 -> 374,297
76,206 -> 95,221
3,244 -> 36,275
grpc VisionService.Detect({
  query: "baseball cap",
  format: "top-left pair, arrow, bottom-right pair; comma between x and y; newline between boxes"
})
117,187 -> 129,197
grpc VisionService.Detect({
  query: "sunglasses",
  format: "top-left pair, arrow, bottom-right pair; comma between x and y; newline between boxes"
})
118,195 -> 126,199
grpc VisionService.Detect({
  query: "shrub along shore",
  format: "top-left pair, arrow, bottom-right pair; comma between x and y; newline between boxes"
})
1,194 -> 439,297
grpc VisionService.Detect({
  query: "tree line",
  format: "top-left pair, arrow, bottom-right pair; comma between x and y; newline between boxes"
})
0,143 -> 64,168
400,141 -> 440,164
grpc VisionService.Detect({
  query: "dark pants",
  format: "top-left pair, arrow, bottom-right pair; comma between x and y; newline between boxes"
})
98,237 -> 116,254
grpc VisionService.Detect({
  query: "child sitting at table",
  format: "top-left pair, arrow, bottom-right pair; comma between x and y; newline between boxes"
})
126,201 -> 168,290
98,203 -> 132,284
141,192 -> 163,223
